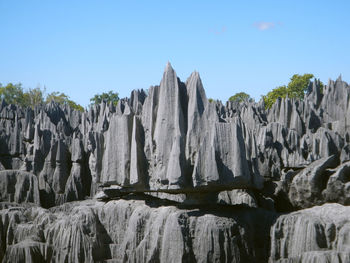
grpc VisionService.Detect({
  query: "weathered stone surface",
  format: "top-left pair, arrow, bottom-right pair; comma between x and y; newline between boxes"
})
147,63 -> 187,189
1,64 -> 349,205
0,200 -> 276,262
100,113 -> 133,184
288,155 -> 339,209
322,161 -> 350,205
0,170 -> 40,204
270,203 -> 350,263
217,189 -> 258,207
1,64 -> 350,262
3,241 -> 53,263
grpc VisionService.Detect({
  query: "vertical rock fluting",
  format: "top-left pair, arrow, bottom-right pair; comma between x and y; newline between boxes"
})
0,170 -> 40,204
0,66 -> 350,203
150,62 -> 187,189
1,64 -> 350,262
0,200 -> 277,262
270,204 -> 350,263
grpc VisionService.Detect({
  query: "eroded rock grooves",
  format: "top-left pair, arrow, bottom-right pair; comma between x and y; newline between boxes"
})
0,63 -> 350,262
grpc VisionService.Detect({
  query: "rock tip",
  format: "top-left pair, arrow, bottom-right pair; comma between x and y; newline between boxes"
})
165,61 -> 173,71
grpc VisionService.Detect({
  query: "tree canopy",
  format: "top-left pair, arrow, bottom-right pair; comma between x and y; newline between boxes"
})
0,83 -> 46,108
263,74 -> 318,109
0,83 -> 26,105
46,92 -> 84,111
287,74 -> 314,99
0,83 -> 84,111
229,92 -> 251,103
90,90 -> 119,106
24,87 -> 45,108
0,82 -> 121,111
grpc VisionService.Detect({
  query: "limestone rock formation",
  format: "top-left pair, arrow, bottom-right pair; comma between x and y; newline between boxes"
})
1,64 -> 350,262
270,203 -> 350,263
288,155 -> 339,209
0,199 -> 276,262
0,170 -> 40,205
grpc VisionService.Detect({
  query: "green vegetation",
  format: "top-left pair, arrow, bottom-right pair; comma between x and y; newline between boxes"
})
1,74 -> 323,113
24,87 -> 45,108
90,90 -> 119,106
0,82 -> 122,111
229,92 -> 251,103
0,83 -> 45,108
46,92 -> 84,111
263,85 -> 288,109
287,74 -> 314,99
0,83 -> 26,105
0,83 -> 84,111
263,74 -> 320,109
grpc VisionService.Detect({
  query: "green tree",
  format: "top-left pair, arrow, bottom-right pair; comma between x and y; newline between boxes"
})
0,83 -> 45,108
263,86 -> 288,109
22,87 -> 45,108
229,92 -> 251,103
0,83 -> 25,105
90,90 -> 119,106
46,91 -> 69,104
0,83 -> 84,111
287,73 -> 314,99
46,92 -> 84,112
263,73 -> 317,109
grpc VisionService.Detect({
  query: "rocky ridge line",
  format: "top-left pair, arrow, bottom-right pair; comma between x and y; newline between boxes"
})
1,63 -> 350,262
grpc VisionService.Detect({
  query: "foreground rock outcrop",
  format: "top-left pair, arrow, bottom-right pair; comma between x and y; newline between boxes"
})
1,63 -> 350,262
270,204 -> 350,263
0,199 -> 276,262
0,170 -> 40,205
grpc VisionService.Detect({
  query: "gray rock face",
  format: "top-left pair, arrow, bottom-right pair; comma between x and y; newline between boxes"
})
1,64 -> 350,262
0,170 -> 40,204
288,155 -> 339,209
270,204 -> 350,263
217,189 -> 258,207
1,64 -> 349,204
323,161 -> 350,205
0,63 -> 267,207
0,200 -> 276,263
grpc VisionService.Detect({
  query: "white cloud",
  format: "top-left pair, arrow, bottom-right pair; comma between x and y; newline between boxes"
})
253,22 -> 275,31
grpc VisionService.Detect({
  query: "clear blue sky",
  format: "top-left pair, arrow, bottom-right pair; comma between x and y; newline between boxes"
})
1,1 -> 349,106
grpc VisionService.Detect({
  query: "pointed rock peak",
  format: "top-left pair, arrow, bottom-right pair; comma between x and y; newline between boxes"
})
164,61 -> 176,76
163,61 -> 177,78
165,61 -> 173,70
327,78 -> 334,89
336,74 -> 342,82
186,70 -> 207,116
160,62 -> 178,88
188,71 -> 200,80
186,70 -> 203,86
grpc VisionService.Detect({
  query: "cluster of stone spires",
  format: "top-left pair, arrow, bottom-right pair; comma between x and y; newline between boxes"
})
1,62 -> 349,206
1,63 -> 350,262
